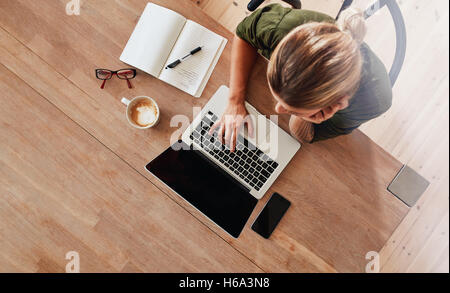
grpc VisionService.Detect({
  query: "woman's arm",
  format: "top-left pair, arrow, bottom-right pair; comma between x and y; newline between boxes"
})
290,100 -> 350,143
210,34 -> 258,151
289,116 -> 314,143
229,34 -> 258,102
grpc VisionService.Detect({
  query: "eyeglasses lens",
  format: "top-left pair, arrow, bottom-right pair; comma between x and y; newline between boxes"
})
116,70 -> 135,80
97,70 -> 112,80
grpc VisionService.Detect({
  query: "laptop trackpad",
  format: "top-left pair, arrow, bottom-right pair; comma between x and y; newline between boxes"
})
145,142 -> 258,238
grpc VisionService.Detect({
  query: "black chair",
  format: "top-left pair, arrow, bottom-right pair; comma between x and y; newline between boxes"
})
248,0 -> 301,11
364,0 -> 406,86
247,0 -> 407,86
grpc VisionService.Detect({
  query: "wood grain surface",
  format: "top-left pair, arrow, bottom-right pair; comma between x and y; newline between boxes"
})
0,0 -> 409,272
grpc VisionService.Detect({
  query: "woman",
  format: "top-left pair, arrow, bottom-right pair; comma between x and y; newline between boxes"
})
210,4 -> 392,151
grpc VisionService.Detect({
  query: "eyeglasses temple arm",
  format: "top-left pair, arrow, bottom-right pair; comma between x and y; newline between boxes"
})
100,79 -> 107,89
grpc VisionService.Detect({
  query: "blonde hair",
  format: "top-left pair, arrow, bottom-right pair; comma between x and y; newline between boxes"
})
337,8 -> 367,45
267,10 -> 367,109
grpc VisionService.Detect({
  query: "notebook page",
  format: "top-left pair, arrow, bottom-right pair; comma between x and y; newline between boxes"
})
158,20 -> 224,96
120,3 -> 186,77
195,38 -> 227,97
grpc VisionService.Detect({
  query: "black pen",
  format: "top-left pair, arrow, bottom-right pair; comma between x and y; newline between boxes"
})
165,46 -> 203,69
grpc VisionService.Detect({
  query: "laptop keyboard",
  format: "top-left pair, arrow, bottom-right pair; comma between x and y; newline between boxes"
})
189,111 -> 279,191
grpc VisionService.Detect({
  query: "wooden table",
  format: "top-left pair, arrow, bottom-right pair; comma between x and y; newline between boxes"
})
0,0 -> 409,272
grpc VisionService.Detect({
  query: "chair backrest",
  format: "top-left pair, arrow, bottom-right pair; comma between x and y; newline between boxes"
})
247,0 -> 407,87
364,0 -> 406,86
248,0 -> 301,11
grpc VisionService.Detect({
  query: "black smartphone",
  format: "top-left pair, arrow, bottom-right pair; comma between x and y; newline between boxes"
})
251,193 -> 291,239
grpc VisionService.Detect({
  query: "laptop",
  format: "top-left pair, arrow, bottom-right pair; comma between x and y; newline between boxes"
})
146,85 -> 300,238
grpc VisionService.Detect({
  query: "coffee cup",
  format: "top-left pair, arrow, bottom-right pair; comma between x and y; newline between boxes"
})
121,96 -> 160,129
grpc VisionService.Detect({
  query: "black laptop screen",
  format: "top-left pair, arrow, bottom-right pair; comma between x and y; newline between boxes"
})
145,142 -> 258,238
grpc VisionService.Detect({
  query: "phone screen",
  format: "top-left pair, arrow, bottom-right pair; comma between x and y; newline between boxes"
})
251,193 -> 291,239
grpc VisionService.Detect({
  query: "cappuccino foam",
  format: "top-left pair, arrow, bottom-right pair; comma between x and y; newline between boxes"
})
131,101 -> 157,127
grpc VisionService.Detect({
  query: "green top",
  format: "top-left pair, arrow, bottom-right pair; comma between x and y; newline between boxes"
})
236,4 -> 392,142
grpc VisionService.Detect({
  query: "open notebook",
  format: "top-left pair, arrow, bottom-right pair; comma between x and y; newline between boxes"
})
120,3 -> 228,97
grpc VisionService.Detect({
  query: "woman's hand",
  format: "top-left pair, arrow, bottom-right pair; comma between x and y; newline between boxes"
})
289,115 -> 314,143
209,95 -> 254,152
302,99 -> 349,124
209,34 -> 257,151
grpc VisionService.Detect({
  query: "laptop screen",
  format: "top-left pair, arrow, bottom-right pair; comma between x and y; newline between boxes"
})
145,142 -> 258,238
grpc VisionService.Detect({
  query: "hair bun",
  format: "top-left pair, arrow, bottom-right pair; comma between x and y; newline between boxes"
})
337,8 -> 367,45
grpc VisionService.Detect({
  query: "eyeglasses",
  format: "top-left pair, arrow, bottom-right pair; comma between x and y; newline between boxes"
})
95,68 -> 137,89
